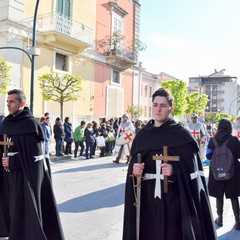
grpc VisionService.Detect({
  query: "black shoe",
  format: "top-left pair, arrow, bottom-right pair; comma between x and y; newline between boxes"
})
113,160 -> 119,164
214,217 -> 223,227
234,222 -> 240,230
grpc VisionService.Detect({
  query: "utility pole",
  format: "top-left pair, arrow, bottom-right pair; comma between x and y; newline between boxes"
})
30,0 -> 40,114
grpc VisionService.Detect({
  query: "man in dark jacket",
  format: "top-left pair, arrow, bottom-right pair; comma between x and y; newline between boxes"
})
206,118 -> 240,230
53,117 -> 65,156
0,89 -> 64,239
123,88 -> 216,240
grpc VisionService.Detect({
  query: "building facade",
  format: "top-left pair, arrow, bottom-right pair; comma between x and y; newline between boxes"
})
188,70 -> 239,116
0,0 -> 145,126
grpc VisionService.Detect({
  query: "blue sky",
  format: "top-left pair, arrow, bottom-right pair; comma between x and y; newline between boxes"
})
139,0 -> 240,82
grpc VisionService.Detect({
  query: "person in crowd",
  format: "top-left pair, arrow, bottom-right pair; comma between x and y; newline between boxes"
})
92,121 -> 99,157
134,119 -> 142,135
106,119 -> 115,155
53,117 -> 65,157
113,117 -> 119,149
41,116 -> 52,159
63,116 -> 73,155
113,114 -> 135,164
84,122 -> 95,159
187,113 -> 206,160
206,118 -> 240,230
122,88 -> 216,240
98,122 -> 109,157
44,112 -> 52,135
232,116 -> 240,140
0,89 -> 64,239
73,120 -> 86,159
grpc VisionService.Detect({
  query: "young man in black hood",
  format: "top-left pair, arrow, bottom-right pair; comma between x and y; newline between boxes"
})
123,88 -> 216,240
0,89 -> 64,240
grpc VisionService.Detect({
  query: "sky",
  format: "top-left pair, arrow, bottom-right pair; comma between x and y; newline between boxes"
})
139,0 -> 240,82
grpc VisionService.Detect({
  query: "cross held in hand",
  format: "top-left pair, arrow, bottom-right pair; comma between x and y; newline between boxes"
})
153,146 -> 179,193
0,134 -> 14,157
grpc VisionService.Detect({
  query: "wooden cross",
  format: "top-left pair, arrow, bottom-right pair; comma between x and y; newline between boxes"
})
153,146 -> 179,193
0,134 -> 14,157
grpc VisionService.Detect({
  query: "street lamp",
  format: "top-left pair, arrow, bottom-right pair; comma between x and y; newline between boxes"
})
0,1 -> 40,115
229,96 -> 240,115
30,0 -> 40,114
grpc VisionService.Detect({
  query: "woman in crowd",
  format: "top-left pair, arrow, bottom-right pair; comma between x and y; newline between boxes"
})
64,116 -> 73,155
84,122 -> 96,159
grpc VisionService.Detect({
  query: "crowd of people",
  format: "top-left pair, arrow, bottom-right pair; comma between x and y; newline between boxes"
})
38,113 -> 149,162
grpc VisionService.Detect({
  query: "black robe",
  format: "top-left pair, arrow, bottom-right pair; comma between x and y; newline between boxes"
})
123,118 -> 216,240
0,107 -> 64,240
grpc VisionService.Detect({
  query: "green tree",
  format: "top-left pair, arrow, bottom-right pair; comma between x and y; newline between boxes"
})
214,112 -> 233,123
205,112 -> 217,123
161,79 -> 187,117
185,92 -> 208,115
0,56 -> 12,94
127,105 -> 143,120
39,72 -> 82,119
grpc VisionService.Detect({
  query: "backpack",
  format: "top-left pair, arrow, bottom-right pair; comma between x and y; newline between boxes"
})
210,137 -> 235,181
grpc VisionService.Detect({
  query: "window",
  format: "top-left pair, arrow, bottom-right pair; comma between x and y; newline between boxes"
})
112,70 -> 120,84
149,86 -> 152,98
56,0 -> 72,18
112,13 -> 123,34
144,85 -> 147,97
55,53 -> 69,72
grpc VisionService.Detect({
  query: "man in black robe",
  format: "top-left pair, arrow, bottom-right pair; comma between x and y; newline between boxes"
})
122,88 -> 216,240
0,89 -> 64,240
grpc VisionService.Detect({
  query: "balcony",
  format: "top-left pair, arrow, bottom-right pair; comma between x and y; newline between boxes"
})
21,12 -> 93,54
105,44 -> 138,70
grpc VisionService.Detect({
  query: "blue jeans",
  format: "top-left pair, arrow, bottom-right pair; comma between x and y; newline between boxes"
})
85,142 -> 94,158
55,138 -> 64,155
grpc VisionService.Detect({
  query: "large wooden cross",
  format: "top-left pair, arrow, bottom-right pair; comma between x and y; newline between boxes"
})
0,134 -> 14,157
153,146 -> 180,193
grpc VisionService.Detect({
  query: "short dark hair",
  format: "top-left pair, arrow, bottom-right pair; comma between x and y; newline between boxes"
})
64,116 -> 70,122
81,120 -> 86,126
8,89 -> 26,103
152,88 -> 174,107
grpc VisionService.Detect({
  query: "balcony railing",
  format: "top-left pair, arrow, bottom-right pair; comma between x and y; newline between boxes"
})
21,12 -> 93,46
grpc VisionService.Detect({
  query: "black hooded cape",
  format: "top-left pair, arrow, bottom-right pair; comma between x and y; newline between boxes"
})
123,118 -> 216,240
0,108 -> 64,240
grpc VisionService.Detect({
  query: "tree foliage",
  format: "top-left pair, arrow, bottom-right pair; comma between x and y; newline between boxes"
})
185,92 -> 208,115
214,112 -> 233,123
39,72 -> 82,119
0,56 -> 12,94
161,80 -> 187,117
127,105 -> 143,120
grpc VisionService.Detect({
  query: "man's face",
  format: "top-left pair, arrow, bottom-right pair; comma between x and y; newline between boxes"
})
191,117 -> 197,123
7,94 -> 24,116
152,96 -> 174,127
237,118 -> 240,125
122,117 -> 128,122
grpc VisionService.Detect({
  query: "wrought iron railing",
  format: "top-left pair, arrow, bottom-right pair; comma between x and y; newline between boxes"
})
21,12 -> 93,46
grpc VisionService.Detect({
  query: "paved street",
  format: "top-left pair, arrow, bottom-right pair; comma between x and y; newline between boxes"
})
50,155 -> 240,240
1,155 -> 240,240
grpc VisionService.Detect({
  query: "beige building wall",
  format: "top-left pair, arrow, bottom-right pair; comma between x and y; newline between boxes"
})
20,0 -> 96,126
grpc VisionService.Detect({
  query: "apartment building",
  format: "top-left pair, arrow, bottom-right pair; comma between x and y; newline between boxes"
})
188,70 -> 239,116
